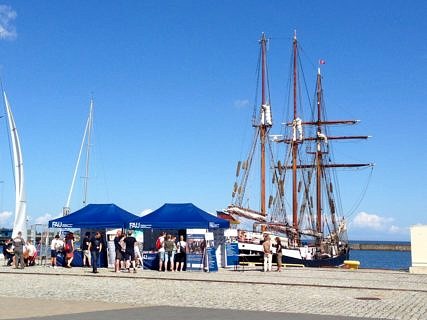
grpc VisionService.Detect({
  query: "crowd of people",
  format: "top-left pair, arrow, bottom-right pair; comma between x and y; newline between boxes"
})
156,232 -> 187,272
113,230 -> 143,274
2,231 -> 37,269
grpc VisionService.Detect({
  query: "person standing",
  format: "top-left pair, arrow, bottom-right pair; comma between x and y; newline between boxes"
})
124,230 -> 137,273
64,232 -> 74,268
50,234 -> 63,268
113,230 -> 124,272
175,235 -> 187,271
156,232 -> 166,271
164,234 -> 175,272
275,237 -> 283,272
12,231 -> 25,269
262,234 -> 272,272
81,232 -> 91,268
89,232 -> 102,273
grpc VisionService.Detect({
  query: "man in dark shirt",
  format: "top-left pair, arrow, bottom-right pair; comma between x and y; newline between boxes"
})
89,232 -> 102,274
124,230 -> 137,273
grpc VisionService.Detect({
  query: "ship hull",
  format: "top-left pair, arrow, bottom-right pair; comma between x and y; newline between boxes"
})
238,242 -> 349,267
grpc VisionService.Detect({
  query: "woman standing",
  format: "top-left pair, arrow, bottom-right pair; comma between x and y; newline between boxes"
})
64,232 -> 74,268
275,237 -> 283,272
175,235 -> 187,271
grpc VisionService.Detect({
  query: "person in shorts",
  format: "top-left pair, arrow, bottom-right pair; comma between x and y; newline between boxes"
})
81,232 -> 91,267
50,234 -> 63,268
124,230 -> 137,273
114,230 -> 124,272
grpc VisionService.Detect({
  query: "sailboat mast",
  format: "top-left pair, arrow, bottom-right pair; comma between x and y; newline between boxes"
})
260,33 -> 267,218
292,32 -> 299,237
316,68 -> 323,235
82,97 -> 94,205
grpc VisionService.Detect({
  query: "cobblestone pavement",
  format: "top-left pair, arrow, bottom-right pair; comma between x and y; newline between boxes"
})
0,266 -> 426,320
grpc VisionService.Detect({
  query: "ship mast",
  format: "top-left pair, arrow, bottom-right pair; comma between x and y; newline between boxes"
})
315,68 -> 323,237
292,31 -> 299,241
260,33 -> 268,220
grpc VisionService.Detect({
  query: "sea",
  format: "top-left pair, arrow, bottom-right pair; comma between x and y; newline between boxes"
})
349,241 -> 411,270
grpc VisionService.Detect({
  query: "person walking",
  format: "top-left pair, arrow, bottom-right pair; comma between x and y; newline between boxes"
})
81,232 -> 91,267
89,232 -> 102,273
262,234 -> 272,272
275,237 -> 283,272
124,230 -> 137,273
12,231 -> 26,269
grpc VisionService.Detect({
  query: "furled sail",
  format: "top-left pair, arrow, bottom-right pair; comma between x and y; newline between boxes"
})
226,206 -> 267,222
3,91 -> 26,239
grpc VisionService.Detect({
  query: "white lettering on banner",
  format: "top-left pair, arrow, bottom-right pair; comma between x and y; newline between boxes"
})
209,222 -> 219,229
51,221 -> 73,228
129,222 -> 152,229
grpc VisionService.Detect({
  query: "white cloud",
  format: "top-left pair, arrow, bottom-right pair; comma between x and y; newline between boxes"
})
139,209 -> 153,217
0,5 -> 17,40
234,99 -> 249,108
0,210 -> 12,225
352,211 -> 394,231
34,213 -> 54,225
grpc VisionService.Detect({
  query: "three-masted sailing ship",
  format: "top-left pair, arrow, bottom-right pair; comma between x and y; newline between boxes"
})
219,32 -> 373,267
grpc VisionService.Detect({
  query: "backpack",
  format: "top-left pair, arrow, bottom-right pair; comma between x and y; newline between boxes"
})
155,237 -> 162,250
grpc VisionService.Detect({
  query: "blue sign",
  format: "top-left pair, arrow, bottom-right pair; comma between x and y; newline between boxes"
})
226,243 -> 239,267
207,247 -> 218,272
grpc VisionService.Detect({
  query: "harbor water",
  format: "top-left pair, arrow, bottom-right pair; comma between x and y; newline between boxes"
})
349,241 -> 411,270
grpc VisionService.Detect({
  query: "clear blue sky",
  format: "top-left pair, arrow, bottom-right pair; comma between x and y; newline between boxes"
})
0,1 -> 425,241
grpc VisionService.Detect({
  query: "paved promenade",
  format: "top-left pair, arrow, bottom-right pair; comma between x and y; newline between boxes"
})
0,265 -> 426,320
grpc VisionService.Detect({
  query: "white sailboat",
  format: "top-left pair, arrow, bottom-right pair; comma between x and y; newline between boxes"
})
2,90 -> 27,239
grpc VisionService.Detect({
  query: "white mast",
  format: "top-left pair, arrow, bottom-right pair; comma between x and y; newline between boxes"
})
63,98 -> 94,215
3,91 -> 27,239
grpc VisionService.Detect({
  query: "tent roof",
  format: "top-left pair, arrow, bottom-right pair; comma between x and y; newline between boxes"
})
48,203 -> 138,229
129,203 -> 229,229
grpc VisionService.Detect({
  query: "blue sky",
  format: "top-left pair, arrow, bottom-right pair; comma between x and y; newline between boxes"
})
0,1 -> 425,241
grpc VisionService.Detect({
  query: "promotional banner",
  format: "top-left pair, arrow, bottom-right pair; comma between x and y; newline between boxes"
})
186,229 -> 206,271
225,243 -> 239,267
206,247 -> 218,272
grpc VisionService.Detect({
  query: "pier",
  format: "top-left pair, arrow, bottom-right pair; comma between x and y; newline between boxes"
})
349,243 -> 411,251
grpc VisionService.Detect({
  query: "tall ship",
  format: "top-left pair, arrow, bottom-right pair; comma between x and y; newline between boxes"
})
219,32 -> 373,267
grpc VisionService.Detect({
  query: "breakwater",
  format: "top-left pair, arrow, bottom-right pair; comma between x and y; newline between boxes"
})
350,243 -> 411,251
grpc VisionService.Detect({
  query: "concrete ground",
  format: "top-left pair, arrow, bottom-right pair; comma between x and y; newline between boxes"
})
0,265 -> 425,320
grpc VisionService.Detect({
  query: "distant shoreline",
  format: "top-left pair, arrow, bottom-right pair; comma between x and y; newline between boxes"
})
349,241 -> 411,251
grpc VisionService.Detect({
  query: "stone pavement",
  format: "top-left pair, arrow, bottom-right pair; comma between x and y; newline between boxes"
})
0,265 -> 426,320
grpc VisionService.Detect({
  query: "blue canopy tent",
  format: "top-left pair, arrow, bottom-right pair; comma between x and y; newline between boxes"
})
48,203 -> 138,229
128,203 -> 230,230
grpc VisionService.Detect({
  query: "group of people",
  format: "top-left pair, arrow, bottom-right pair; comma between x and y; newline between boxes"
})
262,234 -> 283,272
156,232 -> 187,272
2,231 -> 37,269
113,230 -> 143,273
50,231 -> 104,273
